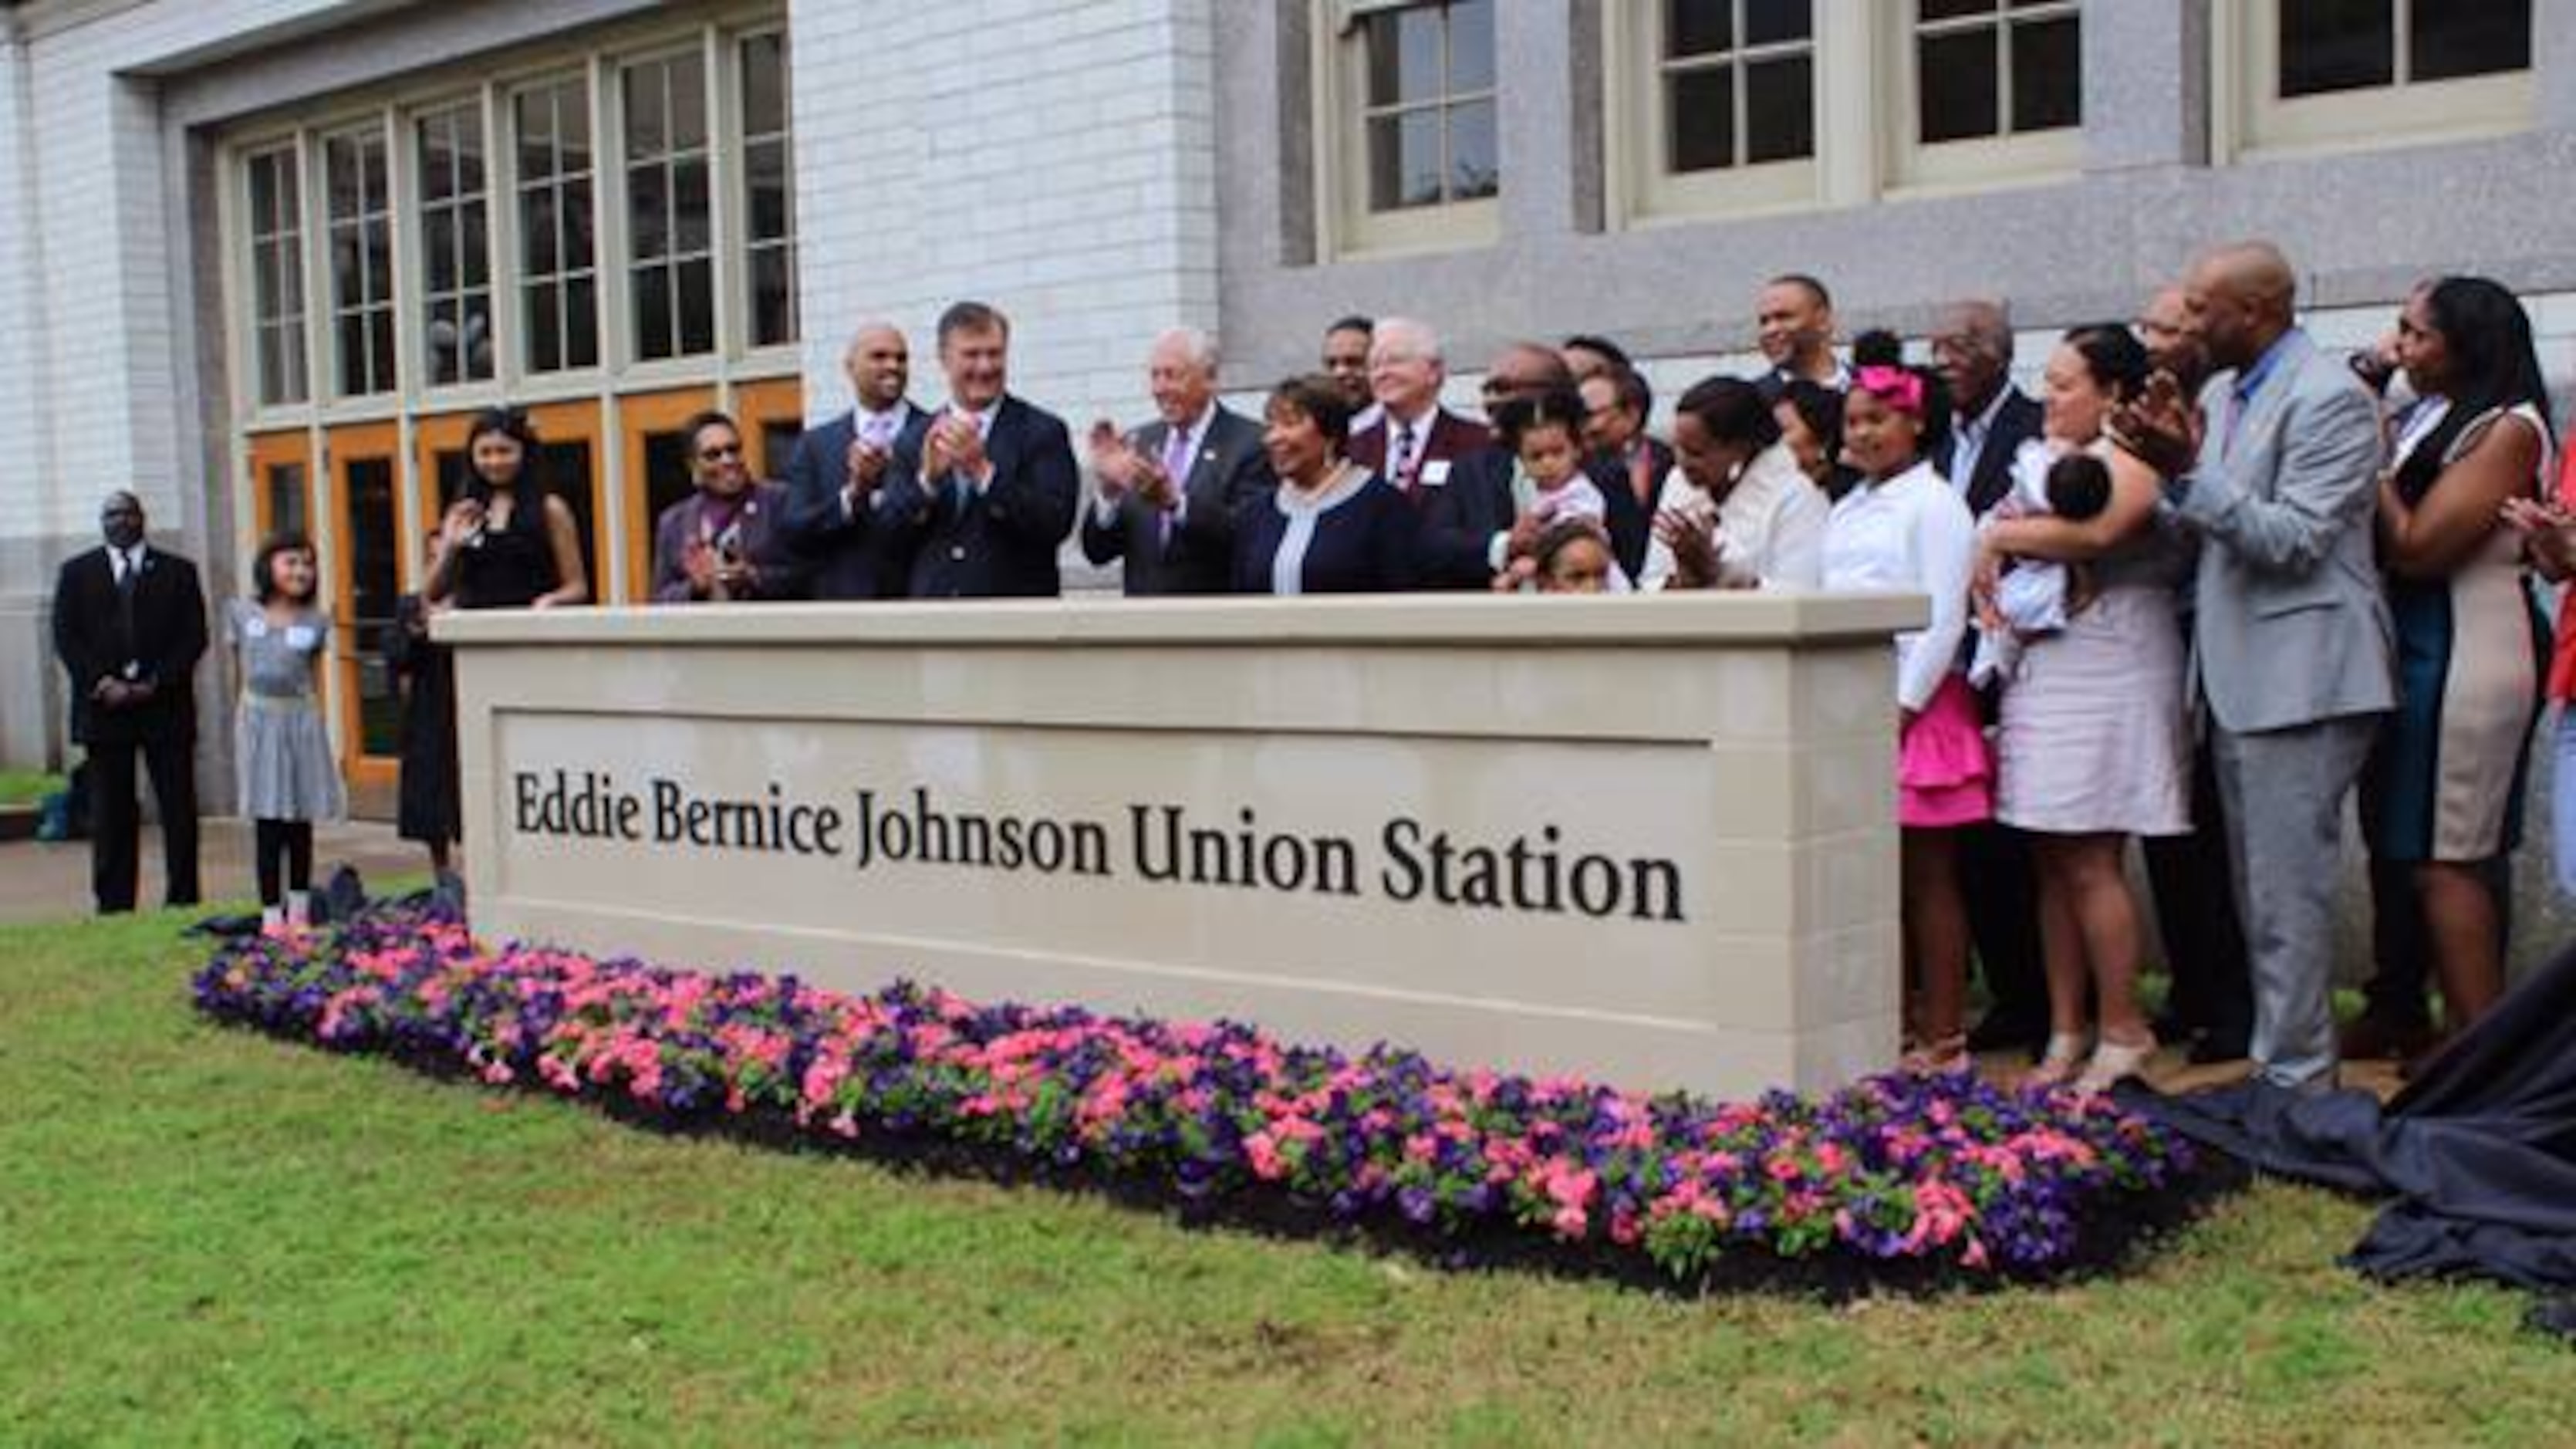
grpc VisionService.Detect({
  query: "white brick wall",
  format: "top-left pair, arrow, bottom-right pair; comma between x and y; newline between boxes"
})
789,0 -> 1223,431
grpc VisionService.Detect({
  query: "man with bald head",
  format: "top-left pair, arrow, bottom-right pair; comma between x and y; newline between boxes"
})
53,489 -> 207,913
2118,241 -> 2392,1093
1082,327 -> 1274,595
1346,317 -> 1490,503
782,321 -> 925,599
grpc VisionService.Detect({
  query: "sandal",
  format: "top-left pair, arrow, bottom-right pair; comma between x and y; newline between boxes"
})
2024,1032 -> 2090,1090
1899,1033 -> 1973,1076
2075,1035 -> 2158,1095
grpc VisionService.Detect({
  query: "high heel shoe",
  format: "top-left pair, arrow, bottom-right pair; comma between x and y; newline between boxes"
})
2075,1035 -> 2159,1095
2024,1032 -> 2090,1090
1899,1033 -> 1973,1076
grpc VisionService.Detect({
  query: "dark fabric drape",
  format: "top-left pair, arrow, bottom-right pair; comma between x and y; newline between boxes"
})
2135,940 -> 2576,1292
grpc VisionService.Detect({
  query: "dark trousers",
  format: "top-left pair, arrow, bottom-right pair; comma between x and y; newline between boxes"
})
2145,739 -> 2253,1047
2362,853 -> 2514,1029
88,731 -> 200,913
1961,821 -> 2048,1034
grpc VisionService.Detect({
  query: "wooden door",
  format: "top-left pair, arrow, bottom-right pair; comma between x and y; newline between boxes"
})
733,376 -> 806,484
245,429 -> 315,543
417,401 -> 609,606
618,387 -> 719,603
322,421 -> 403,816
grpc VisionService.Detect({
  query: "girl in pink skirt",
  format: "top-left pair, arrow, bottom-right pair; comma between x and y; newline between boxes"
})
1822,366 -> 1988,1071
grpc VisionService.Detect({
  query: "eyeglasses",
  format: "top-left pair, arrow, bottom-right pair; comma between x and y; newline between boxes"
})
697,443 -> 744,461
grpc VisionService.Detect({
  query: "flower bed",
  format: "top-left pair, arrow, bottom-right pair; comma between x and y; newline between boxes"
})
192,904 -> 2220,1291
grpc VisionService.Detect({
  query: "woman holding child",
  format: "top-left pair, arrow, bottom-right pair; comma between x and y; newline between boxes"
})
1973,325 -> 2191,1091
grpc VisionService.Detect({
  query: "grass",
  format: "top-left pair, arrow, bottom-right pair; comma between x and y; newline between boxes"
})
0,768 -> 65,806
2,909 -> 2568,1447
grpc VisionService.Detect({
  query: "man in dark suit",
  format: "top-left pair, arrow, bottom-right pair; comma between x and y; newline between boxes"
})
1081,327 -> 1274,595
1929,298 -> 2051,1058
881,300 -> 1079,599
1580,365 -> 1675,569
1419,343 -> 1649,589
1345,317 -> 1490,501
52,490 -> 206,914
781,321 -> 926,600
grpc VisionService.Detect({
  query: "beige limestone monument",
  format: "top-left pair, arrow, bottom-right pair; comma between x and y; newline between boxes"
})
437,593 -> 1922,1099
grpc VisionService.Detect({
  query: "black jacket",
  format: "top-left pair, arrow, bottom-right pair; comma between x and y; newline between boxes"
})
881,395 -> 1081,599
52,544 -> 208,745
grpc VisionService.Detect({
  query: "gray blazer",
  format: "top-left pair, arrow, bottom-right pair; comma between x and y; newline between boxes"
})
2175,329 -> 2394,733
1079,405 -> 1276,595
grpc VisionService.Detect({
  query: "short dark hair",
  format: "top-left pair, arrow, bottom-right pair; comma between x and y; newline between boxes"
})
1496,386 -> 1588,452
1327,314 -> 1375,339
1767,273 -> 1834,311
681,409 -> 741,460
252,530 -> 318,604
1534,515 -> 1613,575
2046,453 -> 2115,522
1604,365 -> 1653,421
1675,375 -> 1781,451
1561,333 -> 1633,372
937,299 -> 1010,345
1850,329 -> 1906,369
1267,374 -> 1355,446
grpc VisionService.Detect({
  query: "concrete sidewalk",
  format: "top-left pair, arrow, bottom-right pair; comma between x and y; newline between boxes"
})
0,819 -> 427,925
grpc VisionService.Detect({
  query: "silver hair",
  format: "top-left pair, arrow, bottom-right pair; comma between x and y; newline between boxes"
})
1371,316 -> 1443,366
1152,326 -> 1220,376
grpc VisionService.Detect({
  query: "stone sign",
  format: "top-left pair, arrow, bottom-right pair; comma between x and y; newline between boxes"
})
440,593 -> 1923,1099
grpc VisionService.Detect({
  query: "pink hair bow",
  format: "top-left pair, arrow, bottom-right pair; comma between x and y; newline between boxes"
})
1852,365 -> 1926,417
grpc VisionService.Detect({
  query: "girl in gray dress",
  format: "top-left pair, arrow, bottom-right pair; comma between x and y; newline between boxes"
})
230,532 -> 343,933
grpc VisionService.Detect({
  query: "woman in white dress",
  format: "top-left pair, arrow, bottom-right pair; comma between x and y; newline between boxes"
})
1974,325 -> 2190,1092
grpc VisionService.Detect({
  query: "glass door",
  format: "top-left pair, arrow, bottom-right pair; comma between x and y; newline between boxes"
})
323,421 -> 403,816
417,400 -> 607,603
618,387 -> 720,603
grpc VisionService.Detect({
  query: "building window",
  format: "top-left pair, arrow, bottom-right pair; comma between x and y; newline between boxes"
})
512,76 -> 599,373
322,126 -> 396,398
244,147 -> 307,407
1912,0 -> 2079,144
415,103 -> 495,387
1658,0 -> 1815,174
739,32 -> 797,350
2234,0 -> 2532,154
622,51 -> 716,362
1322,0 -> 1499,256
1612,2 -> 2084,223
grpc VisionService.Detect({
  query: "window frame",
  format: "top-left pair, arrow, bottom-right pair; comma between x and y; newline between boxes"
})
613,40 -> 723,370
1882,0 -> 2083,194
319,117 -> 400,403
1609,0 -> 1829,222
2220,0 -> 2535,160
506,69 -> 606,382
407,94 -> 502,395
1312,0 -> 1502,260
733,24 -> 798,360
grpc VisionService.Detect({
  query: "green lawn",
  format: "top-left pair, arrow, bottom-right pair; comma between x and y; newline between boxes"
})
0,768 -> 64,806
2,910 -> 2565,1447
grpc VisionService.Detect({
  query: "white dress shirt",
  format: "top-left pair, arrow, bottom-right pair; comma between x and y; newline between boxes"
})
1639,442 -> 1828,592
1822,458 -> 1976,713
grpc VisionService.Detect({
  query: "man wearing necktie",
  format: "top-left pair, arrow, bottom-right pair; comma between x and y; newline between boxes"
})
781,321 -> 926,600
1080,327 -> 1275,595
1342,317 -> 1489,508
879,300 -> 1078,599
52,490 -> 208,914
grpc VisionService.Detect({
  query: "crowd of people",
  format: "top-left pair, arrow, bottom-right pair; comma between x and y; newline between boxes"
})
52,239 -> 2576,1101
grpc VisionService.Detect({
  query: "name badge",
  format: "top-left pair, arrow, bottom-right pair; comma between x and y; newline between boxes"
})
1421,460 -> 1453,488
241,616 -> 271,640
285,625 -> 320,651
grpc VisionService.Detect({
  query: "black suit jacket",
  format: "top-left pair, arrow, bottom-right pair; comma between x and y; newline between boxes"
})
52,545 -> 208,745
1080,406 -> 1276,595
1594,437 -> 1673,583
780,404 -> 929,600
1347,408 -> 1492,508
1418,447 -> 1647,589
882,394 -> 1080,599
1952,387 -> 2045,518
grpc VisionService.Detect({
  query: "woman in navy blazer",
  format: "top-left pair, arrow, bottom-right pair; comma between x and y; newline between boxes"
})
1233,375 -> 1420,594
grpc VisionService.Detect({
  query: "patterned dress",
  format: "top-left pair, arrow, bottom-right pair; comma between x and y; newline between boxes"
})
228,598 -> 344,822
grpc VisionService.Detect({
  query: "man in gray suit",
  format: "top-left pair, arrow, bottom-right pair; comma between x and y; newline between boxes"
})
2119,242 -> 2393,1092
1081,326 -> 1274,594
